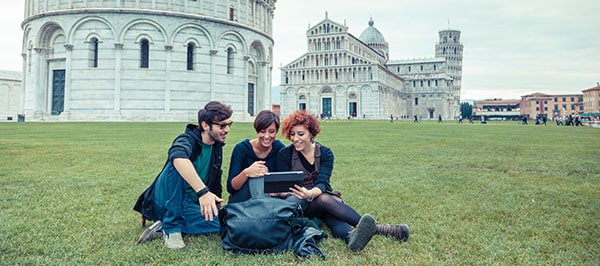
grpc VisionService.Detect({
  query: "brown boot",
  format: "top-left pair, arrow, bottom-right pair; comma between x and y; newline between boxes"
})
376,224 -> 409,242
347,214 -> 377,252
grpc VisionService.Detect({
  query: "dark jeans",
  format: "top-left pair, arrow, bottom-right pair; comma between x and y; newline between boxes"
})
152,162 -> 219,235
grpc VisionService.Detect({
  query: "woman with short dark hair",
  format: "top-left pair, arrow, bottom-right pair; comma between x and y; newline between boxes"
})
227,110 -> 285,203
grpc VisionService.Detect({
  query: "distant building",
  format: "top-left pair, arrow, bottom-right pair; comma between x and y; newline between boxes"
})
472,98 -> 521,120
521,92 -> 583,119
582,83 -> 600,116
279,15 -> 463,120
0,70 -> 22,120
21,0 -> 276,121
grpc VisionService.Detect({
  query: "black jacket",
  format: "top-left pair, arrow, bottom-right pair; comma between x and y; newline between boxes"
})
168,124 -> 224,197
133,124 -> 224,221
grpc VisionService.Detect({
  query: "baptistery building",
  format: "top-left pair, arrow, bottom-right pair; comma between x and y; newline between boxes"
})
21,0 -> 276,121
280,15 -> 463,120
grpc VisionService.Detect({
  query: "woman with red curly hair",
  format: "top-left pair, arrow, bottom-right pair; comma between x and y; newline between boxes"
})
275,110 -> 409,252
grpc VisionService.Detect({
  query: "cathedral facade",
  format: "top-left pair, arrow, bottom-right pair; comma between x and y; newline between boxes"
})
21,0 -> 276,121
279,15 -> 463,120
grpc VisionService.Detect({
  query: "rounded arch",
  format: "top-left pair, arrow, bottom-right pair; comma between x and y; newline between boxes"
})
171,23 -> 214,49
217,30 -> 247,54
335,85 -> 347,94
68,16 -> 116,44
297,87 -> 309,95
118,19 -> 168,45
286,87 -> 298,94
84,33 -> 102,43
249,40 -> 265,62
22,26 -> 33,54
37,21 -> 65,49
135,34 -> 154,44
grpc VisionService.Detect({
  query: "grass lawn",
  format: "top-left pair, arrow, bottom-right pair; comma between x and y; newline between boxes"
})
0,120 -> 598,265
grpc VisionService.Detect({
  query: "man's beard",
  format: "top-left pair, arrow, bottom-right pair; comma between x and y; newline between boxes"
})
208,128 -> 224,143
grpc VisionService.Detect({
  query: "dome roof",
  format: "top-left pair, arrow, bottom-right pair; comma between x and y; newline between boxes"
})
359,18 -> 386,44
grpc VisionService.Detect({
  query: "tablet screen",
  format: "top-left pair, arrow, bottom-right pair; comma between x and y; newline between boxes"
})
263,171 -> 304,193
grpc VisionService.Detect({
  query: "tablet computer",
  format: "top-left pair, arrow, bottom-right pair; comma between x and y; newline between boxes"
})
263,171 -> 304,193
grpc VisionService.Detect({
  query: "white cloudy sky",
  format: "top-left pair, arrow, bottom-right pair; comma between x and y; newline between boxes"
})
2,1 -> 598,100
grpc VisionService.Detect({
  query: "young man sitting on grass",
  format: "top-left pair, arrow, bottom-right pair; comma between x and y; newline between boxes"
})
134,101 -> 233,250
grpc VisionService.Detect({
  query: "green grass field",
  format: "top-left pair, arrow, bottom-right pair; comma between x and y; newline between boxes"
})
1,120 -> 598,265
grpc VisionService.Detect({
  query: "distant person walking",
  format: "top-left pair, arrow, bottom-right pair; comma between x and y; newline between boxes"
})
438,114 -> 442,123
413,115 -> 418,123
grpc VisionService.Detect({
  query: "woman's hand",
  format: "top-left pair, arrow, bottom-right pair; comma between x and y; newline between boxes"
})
247,161 -> 267,178
289,185 -> 314,201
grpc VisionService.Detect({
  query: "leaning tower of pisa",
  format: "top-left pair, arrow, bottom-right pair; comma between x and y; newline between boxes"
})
435,29 -> 463,116
21,0 -> 276,121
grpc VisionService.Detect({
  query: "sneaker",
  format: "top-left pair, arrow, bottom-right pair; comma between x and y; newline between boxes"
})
164,232 -> 186,250
376,223 -> 410,242
137,221 -> 163,244
347,214 -> 377,252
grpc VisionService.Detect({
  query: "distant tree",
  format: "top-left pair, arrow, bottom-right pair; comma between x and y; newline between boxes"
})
460,102 -> 472,118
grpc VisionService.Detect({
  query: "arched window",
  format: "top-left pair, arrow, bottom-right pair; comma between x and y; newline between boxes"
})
227,47 -> 234,74
187,43 -> 195,70
415,97 -> 419,106
140,39 -> 149,68
89,37 -> 99,68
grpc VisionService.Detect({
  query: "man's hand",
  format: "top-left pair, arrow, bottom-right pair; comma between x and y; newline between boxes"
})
199,192 -> 223,221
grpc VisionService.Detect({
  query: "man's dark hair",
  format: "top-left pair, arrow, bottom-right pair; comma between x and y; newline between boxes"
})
253,110 -> 280,133
197,101 -> 233,132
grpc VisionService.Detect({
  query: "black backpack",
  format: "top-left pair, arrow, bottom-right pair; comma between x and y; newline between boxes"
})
221,195 -> 301,253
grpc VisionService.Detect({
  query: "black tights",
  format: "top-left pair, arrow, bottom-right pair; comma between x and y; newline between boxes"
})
304,193 -> 362,239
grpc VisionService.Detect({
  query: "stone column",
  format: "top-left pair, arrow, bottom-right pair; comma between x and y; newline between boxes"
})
32,47 -> 46,117
20,52 -> 27,114
63,44 -> 73,115
114,43 -> 123,111
164,44 -> 173,112
209,49 -> 218,100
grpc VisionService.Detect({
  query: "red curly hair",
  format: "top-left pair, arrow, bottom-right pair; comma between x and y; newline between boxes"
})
281,110 -> 321,140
